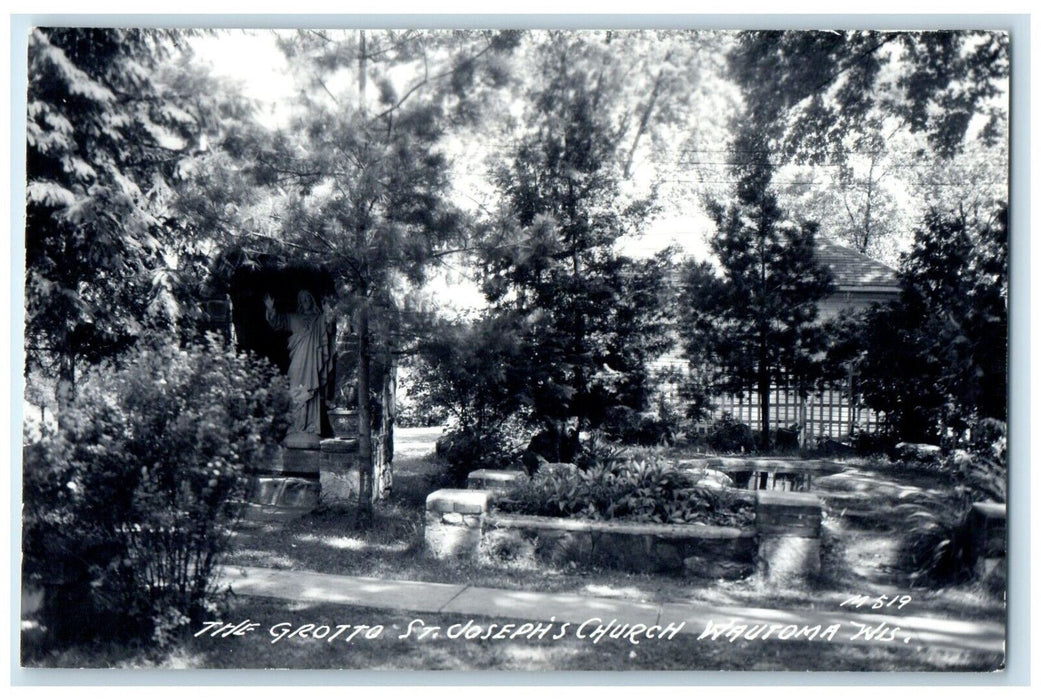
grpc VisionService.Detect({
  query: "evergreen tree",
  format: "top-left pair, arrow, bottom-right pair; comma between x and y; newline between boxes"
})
832,204 -> 1008,442
251,29 -> 518,516
679,130 -> 834,449
25,28 -> 248,406
481,35 -> 671,438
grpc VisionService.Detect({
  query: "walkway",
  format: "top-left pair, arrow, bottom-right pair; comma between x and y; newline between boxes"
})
219,565 -> 1005,655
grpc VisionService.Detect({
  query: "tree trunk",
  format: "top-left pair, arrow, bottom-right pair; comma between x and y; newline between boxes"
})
55,352 -> 76,428
354,28 -> 375,527
355,300 -> 374,526
758,370 -> 771,452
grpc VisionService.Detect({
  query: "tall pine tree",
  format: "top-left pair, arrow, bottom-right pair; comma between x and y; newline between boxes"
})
481,34 -> 671,439
680,129 -> 834,449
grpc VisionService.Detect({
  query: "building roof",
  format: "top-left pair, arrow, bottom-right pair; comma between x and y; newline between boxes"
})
816,239 -> 900,292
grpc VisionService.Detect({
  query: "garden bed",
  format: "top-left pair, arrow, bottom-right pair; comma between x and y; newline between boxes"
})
491,459 -> 758,528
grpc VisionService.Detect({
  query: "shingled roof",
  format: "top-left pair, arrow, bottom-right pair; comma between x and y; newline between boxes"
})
817,239 -> 900,292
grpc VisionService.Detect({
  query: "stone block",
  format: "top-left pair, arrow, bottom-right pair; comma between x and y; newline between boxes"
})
319,467 -> 360,504
424,489 -> 490,559
467,469 -> 524,492
320,438 -> 359,454
969,502 -> 1007,559
683,553 -> 755,580
758,534 -> 820,585
756,490 -> 822,536
239,502 -> 312,523
278,477 -> 320,509
426,489 -> 491,515
281,447 -> 322,476
247,475 -> 319,510
425,507 -> 482,559
284,432 -> 322,449
248,476 -> 284,506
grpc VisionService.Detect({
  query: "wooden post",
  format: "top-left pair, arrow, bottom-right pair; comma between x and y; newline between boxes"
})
798,395 -> 807,449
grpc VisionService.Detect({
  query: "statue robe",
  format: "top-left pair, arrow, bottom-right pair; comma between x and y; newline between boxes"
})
267,306 -> 331,435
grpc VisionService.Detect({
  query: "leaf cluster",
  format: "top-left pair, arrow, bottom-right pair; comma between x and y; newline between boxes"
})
498,455 -> 753,527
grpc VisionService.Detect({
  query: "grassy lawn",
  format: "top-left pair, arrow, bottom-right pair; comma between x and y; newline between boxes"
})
23,596 -> 1003,671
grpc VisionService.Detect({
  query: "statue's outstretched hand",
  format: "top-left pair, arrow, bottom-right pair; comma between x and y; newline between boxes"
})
263,294 -> 275,310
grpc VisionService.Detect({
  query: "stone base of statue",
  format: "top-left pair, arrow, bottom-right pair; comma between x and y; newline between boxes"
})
238,433 -> 391,522
283,430 -> 322,450
240,441 -> 322,523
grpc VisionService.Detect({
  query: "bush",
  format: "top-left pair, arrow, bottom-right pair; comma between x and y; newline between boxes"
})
896,492 -> 976,588
22,335 -> 290,646
435,420 -> 525,485
413,316 -> 531,483
497,455 -> 754,527
600,405 -> 680,446
895,420 -> 1006,588
850,426 -> 895,456
395,401 -> 448,428
706,413 -> 755,453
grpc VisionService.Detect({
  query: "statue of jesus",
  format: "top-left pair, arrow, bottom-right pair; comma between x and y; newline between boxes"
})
264,290 -> 333,447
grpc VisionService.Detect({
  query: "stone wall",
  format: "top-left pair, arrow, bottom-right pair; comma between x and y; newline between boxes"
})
424,489 -> 490,559
967,502 -> 1006,578
483,514 -> 756,579
424,477 -> 823,583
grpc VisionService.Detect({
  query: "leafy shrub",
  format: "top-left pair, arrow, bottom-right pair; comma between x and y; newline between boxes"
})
896,492 -> 976,588
394,400 -> 448,428
892,420 -> 1006,588
961,418 -> 1007,502
706,413 -> 755,453
413,316 -> 530,482
22,335 -> 290,646
497,456 -> 753,527
600,405 -> 680,446
435,420 -> 525,485
850,425 -> 895,456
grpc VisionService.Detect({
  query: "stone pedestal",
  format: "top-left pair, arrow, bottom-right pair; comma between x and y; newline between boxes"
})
241,445 -> 321,522
319,438 -> 361,505
756,490 -> 822,585
425,489 -> 490,559
968,501 -> 1006,577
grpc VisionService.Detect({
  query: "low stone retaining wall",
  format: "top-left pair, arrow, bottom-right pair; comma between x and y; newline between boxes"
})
425,473 -> 823,583
425,489 -> 491,558
755,490 -> 822,584
483,514 -> 756,579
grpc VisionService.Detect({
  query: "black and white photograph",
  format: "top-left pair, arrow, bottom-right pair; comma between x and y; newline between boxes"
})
17,22 -> 1012,673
